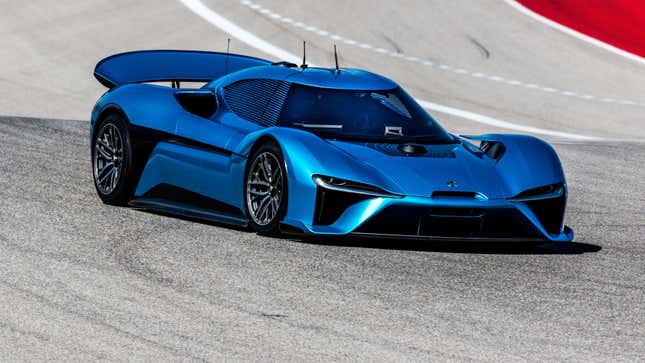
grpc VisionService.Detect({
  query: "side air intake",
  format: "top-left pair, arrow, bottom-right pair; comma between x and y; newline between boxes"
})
175,90 -> 217,118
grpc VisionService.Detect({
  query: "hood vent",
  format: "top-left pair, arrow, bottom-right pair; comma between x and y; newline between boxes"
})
361,143 -> 456,157
398,143 -> 426,155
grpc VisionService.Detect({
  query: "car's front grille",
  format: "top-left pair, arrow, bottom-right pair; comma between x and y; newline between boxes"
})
355,205 -> 541,239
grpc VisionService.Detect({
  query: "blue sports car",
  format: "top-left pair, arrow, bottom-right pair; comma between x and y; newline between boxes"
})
90,50 -> 573,242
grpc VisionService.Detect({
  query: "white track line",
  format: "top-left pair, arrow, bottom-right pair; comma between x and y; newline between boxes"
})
178,0 -> 601,141
179,0 -> 300,64
239,0 -> 645,108
416,100 -> 598,140
502,0 -> 645,67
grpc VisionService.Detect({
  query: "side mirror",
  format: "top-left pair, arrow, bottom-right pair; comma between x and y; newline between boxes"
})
174,89 -> 218,118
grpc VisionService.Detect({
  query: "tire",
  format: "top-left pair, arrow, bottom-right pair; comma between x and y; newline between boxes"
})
91,113 -> 135,206
244,141 -> 288,235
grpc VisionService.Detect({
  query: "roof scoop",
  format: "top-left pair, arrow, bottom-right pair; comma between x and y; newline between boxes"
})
397,143 -> 427,155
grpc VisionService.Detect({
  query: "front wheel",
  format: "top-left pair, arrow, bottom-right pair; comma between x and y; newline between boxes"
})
244,142 -> 288,235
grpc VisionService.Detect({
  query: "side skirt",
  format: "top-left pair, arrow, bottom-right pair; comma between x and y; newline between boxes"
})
129,184 -> 248,228
129,198 -> 248,227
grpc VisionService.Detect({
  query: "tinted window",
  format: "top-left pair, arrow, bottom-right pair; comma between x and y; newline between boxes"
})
277,84 -> 453,143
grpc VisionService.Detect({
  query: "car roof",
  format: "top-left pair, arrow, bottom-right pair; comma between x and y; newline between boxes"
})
208,64 -> 399,91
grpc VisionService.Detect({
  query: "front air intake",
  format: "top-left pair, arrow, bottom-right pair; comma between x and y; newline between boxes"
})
354,206 -> 540,238
510,183 -> 566,235
525,195 -> 566,235
313,188 -> 370,225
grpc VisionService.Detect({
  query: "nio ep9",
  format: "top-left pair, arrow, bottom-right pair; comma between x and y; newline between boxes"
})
90,50 -> 573,242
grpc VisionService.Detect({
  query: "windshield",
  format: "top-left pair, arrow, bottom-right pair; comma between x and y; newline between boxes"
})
277,85 -> 453,143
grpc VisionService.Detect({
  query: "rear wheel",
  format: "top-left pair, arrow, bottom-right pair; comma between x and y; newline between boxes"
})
92,113 -> 134,205
244,142 -> 288,235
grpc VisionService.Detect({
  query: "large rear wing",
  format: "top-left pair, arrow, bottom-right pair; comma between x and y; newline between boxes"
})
94,50 -> 271,88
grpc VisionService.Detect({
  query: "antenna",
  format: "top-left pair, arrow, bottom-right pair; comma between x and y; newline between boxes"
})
333,44 -> 340,72
224,38 -> 231,75
301,40 -> 308,69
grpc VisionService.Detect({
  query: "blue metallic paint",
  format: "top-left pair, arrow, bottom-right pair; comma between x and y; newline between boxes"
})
91,50 -> 573,242
463,134 -> 566,197
236,129 -> 573,241
206,66 -> 398,91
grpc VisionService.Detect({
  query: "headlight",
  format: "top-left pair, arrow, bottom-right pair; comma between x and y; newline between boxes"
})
312,175 -> 402,198
509,183 -> 564,202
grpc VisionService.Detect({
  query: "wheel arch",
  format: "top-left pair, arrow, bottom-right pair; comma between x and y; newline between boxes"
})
245,135 -> 282,160
92,104 -> 130,142
240,133 -> 291,189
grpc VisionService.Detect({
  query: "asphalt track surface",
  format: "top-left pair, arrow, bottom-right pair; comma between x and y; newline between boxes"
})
0,0 -> 643,361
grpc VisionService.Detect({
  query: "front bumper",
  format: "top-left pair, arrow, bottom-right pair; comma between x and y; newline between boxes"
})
283,195 -> 573,242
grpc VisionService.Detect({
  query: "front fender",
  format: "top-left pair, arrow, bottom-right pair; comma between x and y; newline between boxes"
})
465,134 -> 566,197
235,128 -> 402,228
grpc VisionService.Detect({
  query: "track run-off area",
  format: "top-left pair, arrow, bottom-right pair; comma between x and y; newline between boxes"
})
0,0 -> 643,361
511,0 -> 645,64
